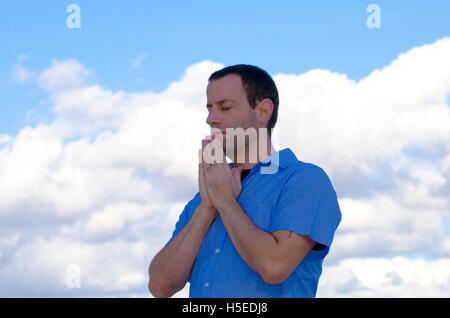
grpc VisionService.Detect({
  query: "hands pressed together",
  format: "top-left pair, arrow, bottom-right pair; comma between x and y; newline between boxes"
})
198,131 -> 244,214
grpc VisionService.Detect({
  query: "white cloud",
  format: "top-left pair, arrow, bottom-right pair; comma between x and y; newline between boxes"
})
11,54 -> 35,83
332,195 -> 447,260
0,236 -> 154,296
0,134 -> 13,146
59,201 -> 161,241
274,37 -> 450,179
0,59 -> 223,296
1,37 -> 450,297
12,64 -> 35,83
318,257 -> 450,297
130,52 -> 147,69
38,59 -> 92,92
271,38 -> 450,278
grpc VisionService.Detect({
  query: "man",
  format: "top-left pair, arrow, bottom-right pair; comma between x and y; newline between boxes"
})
148,64 -> 341,298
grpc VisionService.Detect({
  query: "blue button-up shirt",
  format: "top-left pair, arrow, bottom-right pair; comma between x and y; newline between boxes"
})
166,148 -> 341,297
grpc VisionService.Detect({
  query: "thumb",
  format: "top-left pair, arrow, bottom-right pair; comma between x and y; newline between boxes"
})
232,167 -> 243,179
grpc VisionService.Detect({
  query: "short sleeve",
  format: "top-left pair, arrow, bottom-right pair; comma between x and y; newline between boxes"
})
268,167 -> 341,252
165,192 -> 201,248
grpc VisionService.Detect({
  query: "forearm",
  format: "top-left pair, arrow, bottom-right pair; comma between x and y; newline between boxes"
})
215,199 -> 280,281
149,205 -> 216,297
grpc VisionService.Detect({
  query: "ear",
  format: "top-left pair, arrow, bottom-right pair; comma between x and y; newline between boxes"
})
255,98 -> 274,127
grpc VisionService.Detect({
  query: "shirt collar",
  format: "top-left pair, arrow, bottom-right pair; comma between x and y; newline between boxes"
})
259,148 -> 298,169
228,148 -> 298,170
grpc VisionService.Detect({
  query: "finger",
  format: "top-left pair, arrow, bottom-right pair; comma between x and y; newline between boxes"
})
202,136 -> 213,164
199,149 -> 205,180
232,167 -> 243,181
202,158 -> 210,180
201,146 -> 210,174
199,149 -> 206,186
220,140 -> 226,165
202,137 -> 210,150
201,139 -> 208,161
210,132 -> 226,165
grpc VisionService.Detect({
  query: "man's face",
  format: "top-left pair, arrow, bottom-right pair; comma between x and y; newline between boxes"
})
206,74 -> 260,157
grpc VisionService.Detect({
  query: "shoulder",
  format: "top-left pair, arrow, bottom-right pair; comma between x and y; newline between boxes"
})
179,191 -> 202,220
187,191 -> 201,209
284,161 -> 334,190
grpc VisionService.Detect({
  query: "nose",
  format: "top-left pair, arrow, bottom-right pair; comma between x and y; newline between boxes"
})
206,107 -> 221,127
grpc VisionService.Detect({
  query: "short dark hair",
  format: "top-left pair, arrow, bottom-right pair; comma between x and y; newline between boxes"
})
208,64 -> 279,136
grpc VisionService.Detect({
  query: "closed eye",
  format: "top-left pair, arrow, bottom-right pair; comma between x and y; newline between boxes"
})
222,103 -> 233,110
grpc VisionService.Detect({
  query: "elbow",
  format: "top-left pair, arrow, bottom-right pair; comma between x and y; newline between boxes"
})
148,278 -> 172,298
148,279 -> 160,298
148,277 -> 161,298
149,285 -> 166,298
148,258 -> 172,298
148,268 -> 170,298
259,262 -> 288,285
148,270 -> 181,298
261,273 -> 285,286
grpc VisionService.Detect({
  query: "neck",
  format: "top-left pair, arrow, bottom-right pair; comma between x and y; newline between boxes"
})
231,135 -> 276,170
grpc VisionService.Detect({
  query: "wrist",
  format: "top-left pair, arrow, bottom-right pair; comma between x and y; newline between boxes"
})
195,204 -> 218,222
214,197 -> 238,212
198,202 -> 217,212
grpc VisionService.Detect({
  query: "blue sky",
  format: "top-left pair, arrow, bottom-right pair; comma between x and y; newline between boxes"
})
1,1 -> 450,297
1,0 -> 450,136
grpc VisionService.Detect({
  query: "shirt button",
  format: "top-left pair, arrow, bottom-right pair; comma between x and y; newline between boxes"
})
215,248 -> 220,254
204,282 -> 210,287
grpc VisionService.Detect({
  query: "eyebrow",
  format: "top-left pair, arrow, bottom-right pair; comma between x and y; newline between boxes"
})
206,98 -> 236,108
